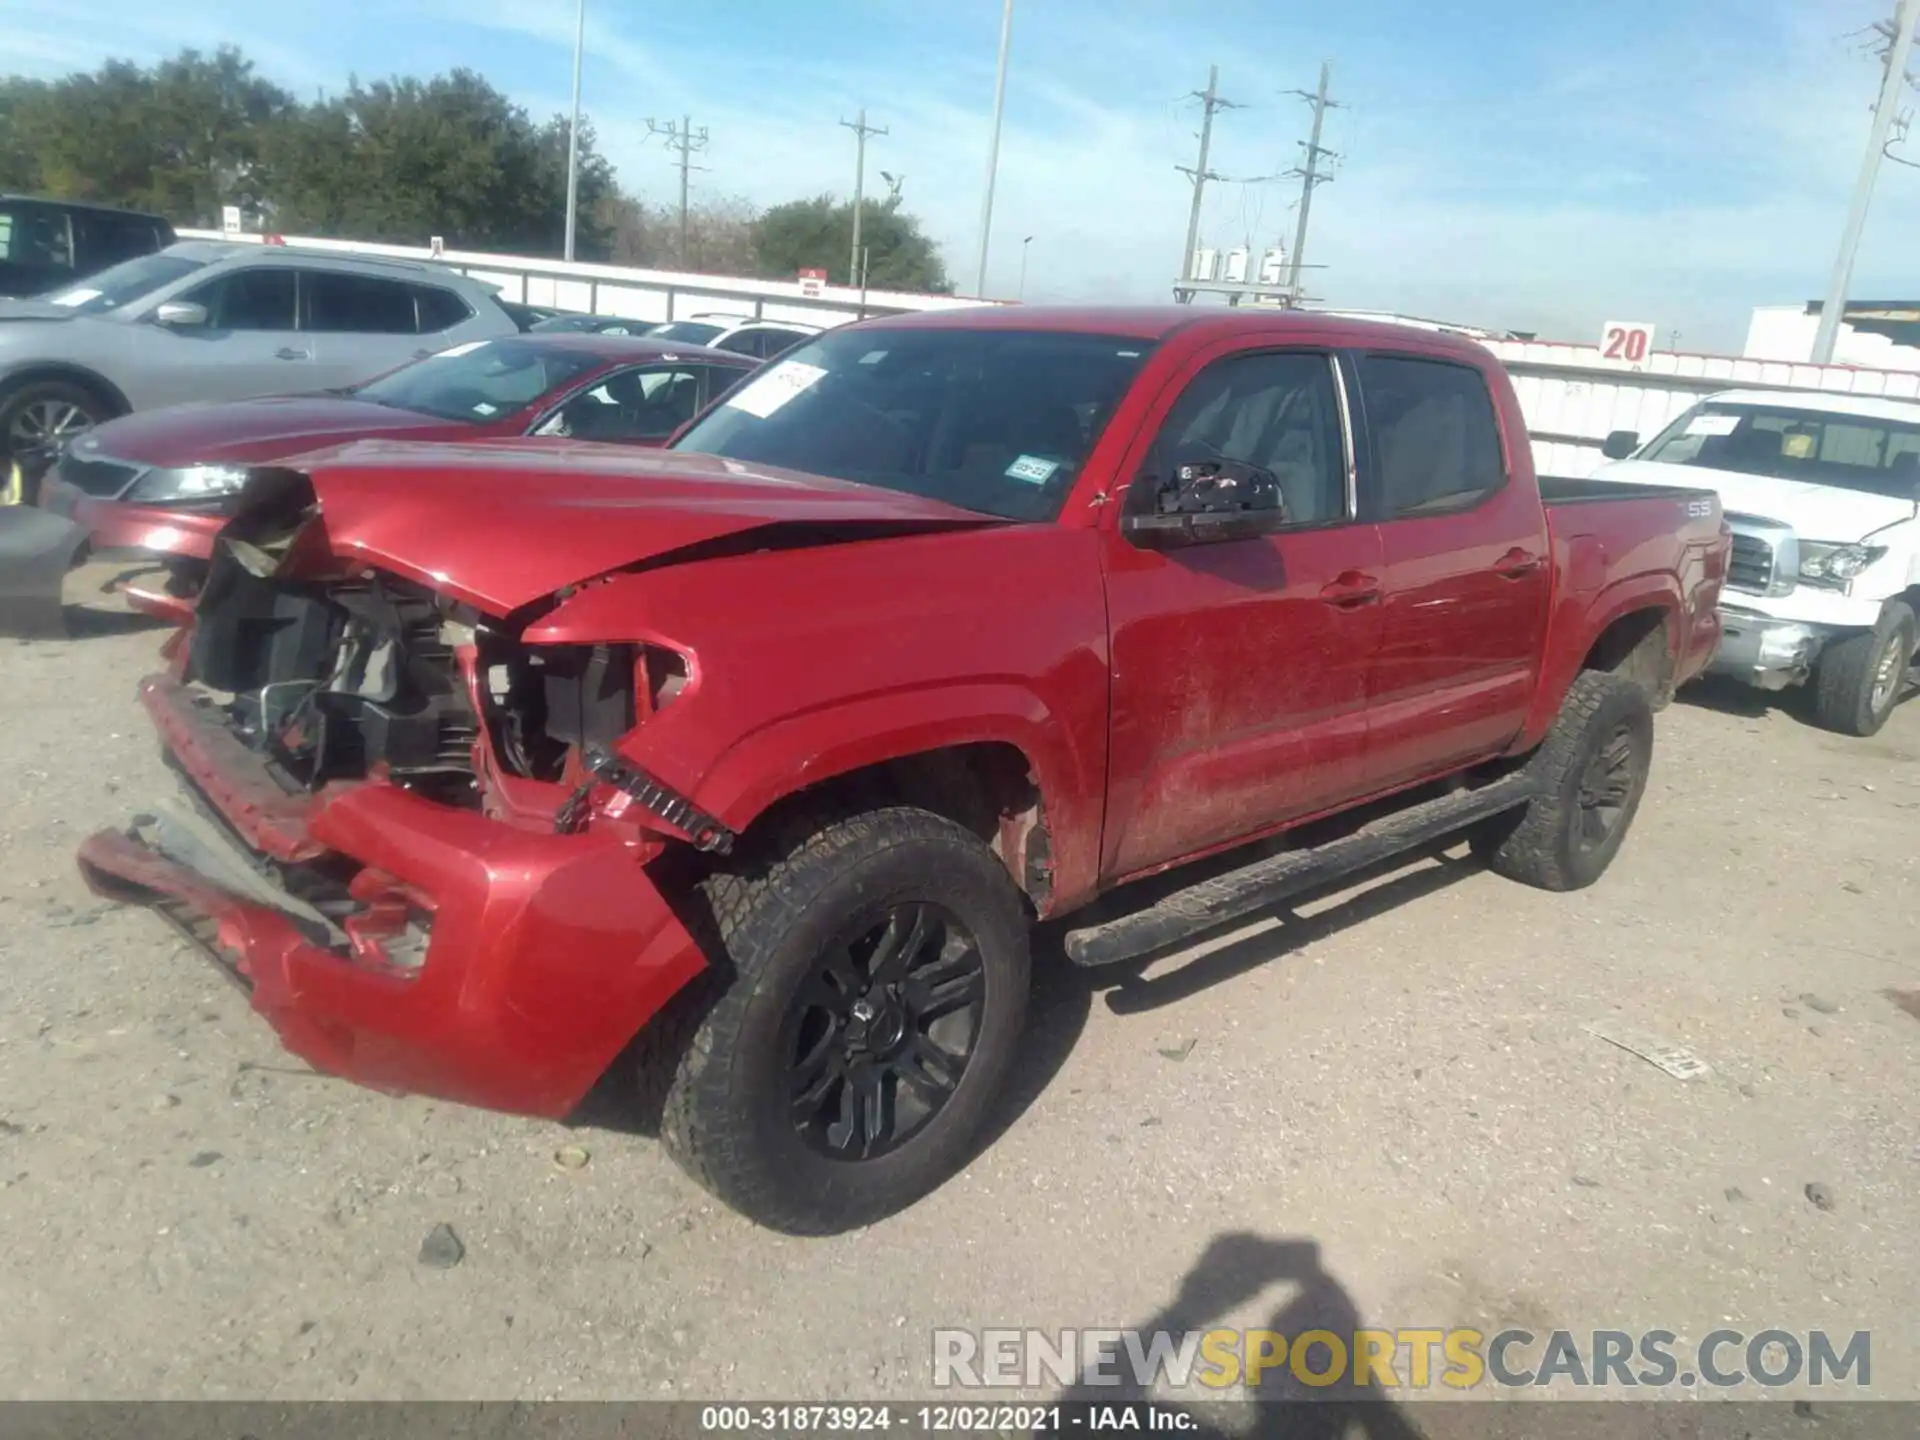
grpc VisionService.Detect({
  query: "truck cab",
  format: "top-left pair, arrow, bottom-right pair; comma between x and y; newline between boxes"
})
1596,389 -> 1920,735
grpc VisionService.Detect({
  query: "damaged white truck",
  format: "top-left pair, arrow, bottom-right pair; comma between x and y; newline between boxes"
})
1597,389 -> 1920,735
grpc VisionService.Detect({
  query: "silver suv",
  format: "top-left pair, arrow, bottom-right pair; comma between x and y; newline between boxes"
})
0,241 -> 519,467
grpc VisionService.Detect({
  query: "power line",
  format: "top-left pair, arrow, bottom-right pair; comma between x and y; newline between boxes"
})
645,116 -> 710,268
840,108 -> 889,288
1283,61 -> 1342,304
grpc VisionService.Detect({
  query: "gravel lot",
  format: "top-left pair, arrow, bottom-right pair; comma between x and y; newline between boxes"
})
2,571 -> 1916,1406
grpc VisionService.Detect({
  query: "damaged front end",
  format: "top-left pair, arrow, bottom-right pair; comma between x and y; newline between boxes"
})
75,468 -> 717,1118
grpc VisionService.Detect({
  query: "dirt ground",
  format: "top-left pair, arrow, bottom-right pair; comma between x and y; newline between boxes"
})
1,569 -> 1916,1406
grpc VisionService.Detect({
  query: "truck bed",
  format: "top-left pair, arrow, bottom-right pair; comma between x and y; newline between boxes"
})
1539,474 -> 1717,505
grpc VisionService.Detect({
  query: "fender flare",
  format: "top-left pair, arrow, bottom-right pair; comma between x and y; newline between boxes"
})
690,681 -> 1104,912
1520,573 -> 1681,746
0,362 -> 133,417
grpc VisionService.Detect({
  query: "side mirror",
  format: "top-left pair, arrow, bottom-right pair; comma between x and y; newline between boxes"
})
153,300 -> 209,329
1601,429 -> 1640,461
1120,457 -> 1287,549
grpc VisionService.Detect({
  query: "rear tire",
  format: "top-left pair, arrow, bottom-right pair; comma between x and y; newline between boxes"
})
1811,602 -> 1914,738
1472,670 -> 1654,892
659,806 -> 1031,1234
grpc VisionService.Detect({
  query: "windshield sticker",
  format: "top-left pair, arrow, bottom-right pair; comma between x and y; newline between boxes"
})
1782,432 -> 1816,459
427,340 -> 488,360
472,402 -> 499,416
859,350 -> 888,365
49,288 -> 101,307
1006,455 -> 1060,484
725,360 -> 828,418
1685,413 -> 1740,437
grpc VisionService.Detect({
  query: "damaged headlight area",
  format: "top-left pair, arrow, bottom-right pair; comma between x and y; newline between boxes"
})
189,562 -> 484,803
126,463 -> 255,507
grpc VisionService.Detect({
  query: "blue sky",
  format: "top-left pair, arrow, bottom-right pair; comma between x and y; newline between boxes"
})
3,0 -> 1916,349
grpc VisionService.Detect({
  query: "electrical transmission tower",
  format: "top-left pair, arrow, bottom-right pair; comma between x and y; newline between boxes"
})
1283,61 -> 1341,304
645,116 -> 710,267
1814,0 -> 1920,361
840,108 -> 889,287
1174,65 -> 1244,299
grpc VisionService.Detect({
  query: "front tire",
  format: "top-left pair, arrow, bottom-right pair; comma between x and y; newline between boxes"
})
1812,602 -> 1914,738
0,379 -> 108,468
660,806 -> 1031,1234
1473,670 -> 1654,892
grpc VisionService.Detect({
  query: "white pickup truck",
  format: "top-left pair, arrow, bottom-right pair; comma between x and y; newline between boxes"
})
1595,389 -> 1920,736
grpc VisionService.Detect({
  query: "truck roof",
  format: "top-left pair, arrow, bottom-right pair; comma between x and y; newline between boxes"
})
1703,388 -> 1920,425
855,304 -> 1497,361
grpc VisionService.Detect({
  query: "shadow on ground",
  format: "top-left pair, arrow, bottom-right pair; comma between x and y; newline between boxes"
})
1676,672 -> 1919,733
1057,1229 -> 1427,1439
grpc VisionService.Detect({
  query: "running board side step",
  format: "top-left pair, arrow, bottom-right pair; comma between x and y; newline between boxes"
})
1062,773 -> 1537,969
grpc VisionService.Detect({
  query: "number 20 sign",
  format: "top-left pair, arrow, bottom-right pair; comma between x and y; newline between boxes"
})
1600,320 -> 1656,366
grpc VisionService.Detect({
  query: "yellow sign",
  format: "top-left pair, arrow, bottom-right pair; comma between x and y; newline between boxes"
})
1,460 -> 21,506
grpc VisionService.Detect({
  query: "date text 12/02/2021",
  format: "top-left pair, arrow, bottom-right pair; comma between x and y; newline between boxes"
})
699,1405 -> 1198,1432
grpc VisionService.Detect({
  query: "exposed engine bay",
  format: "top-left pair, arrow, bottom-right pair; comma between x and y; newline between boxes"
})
186,551 -> 647,807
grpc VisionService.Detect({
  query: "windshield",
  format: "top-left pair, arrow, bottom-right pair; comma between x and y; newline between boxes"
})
648,321 -> 725,345
671,327 -> 1155,520
353,338 -> 604,423
41,252 -> 204,314
1641,402 -> 1920,500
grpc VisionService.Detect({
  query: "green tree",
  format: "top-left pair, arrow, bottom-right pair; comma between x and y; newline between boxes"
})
752,194 -> 951,293
266,70 -> 616,256
3,49 -> 291,224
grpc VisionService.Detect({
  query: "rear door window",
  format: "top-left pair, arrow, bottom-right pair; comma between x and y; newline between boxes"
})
1358,355 -> 1506,518
304,271 -> 420,333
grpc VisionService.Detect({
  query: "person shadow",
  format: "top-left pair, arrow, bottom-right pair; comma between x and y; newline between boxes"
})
1058,1231 -> 1428,1440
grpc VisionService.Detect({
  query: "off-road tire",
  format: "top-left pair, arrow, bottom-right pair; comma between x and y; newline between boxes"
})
659,806 -> 1030,1234
1812,601 -> 1915,738
1471,670 -> 1654,892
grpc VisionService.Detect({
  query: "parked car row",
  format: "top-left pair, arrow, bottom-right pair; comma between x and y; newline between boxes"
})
531,308 -> 823,360
65,305 -> 1736,1235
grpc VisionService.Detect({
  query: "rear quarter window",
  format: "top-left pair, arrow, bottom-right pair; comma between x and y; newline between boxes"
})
414,285 -> 473,333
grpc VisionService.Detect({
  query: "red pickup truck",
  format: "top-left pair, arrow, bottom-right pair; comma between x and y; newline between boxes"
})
78,308 -> 1728,1234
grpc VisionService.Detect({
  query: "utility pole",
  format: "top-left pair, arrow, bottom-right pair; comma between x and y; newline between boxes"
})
841,108 -> 889,288
561,0 -> 586,261
646,115 -> 710,268
1284,61 -> 1341,304
973,0 -> 1015,297
1813,0 -> 1920,364
1174,65 -> 1240,299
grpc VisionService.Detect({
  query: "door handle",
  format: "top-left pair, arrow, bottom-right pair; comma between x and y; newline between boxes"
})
275,347 -> 310,361
1319,571 -> 1382,608
1492,547 -> 1542,579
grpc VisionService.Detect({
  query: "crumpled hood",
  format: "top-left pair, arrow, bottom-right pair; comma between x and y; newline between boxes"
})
79,395 -> 471,469
264,438 -> 1002,616
1596,457 -> 1916,542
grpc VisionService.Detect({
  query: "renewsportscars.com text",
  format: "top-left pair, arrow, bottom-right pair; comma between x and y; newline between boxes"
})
932,1327 -> 1872,1392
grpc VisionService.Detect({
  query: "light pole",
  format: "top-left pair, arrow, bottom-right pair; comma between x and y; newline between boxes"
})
973,0 -> 1014,297
1017,235 -> 1033,299
1812,0 -> 1920,364
562,0 -> 586,262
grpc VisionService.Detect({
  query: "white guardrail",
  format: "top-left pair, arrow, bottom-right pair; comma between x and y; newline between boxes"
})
179,232 -> 1920,479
